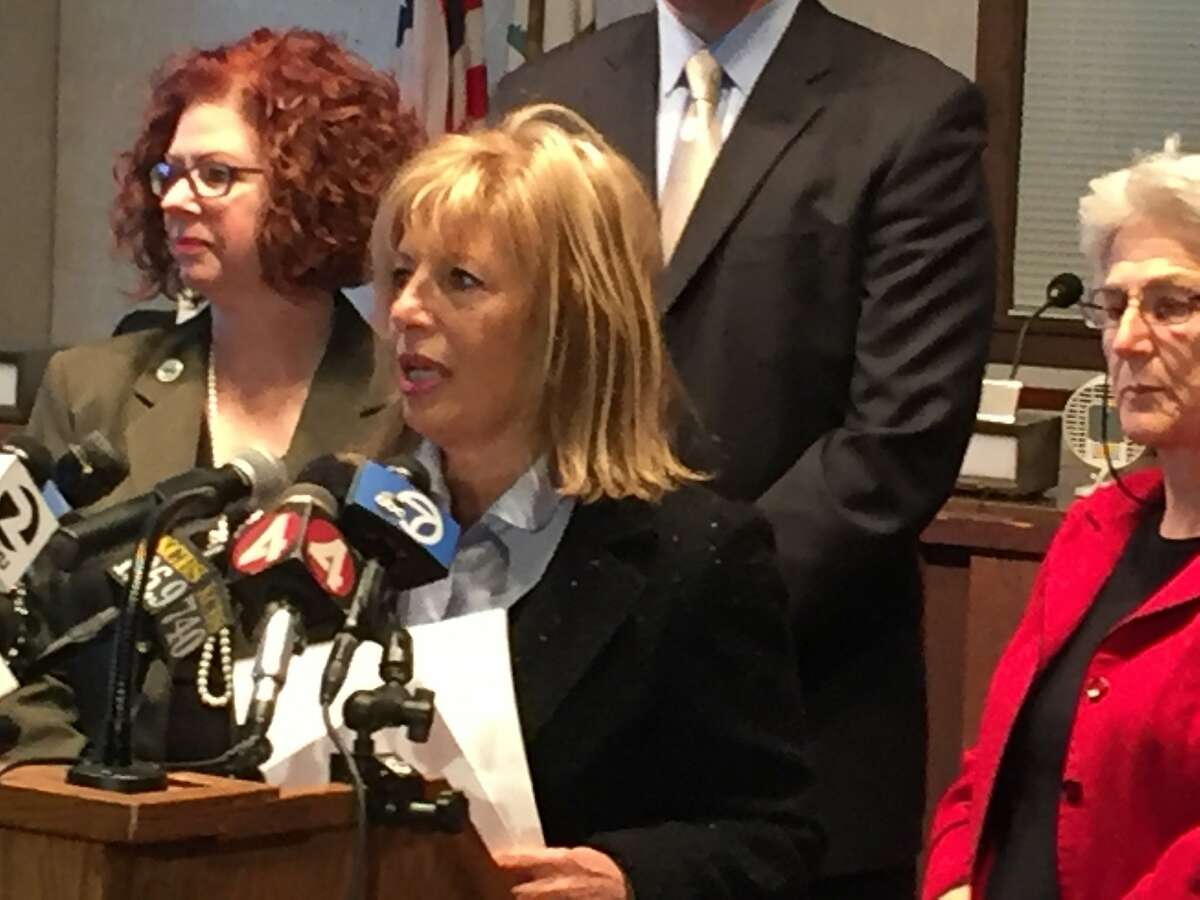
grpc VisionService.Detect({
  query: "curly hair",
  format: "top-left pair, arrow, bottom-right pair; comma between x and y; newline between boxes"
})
112,27 -> 423,300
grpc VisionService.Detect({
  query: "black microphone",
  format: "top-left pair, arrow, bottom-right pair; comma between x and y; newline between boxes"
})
228,481 -> 360,748
319,558 -> 387,707
1,436 -> 55,487
52,432 -> 129,509
46,448 -> 287,571
244,601 -> 304,742
1009,272 -> 1085,379
0,434 -> 127,672
317,453 -> 456,590
306,452 -> 455,706
228,480 -> 359,640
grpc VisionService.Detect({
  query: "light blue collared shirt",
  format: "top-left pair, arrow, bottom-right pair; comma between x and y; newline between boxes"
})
655,0 -> 804,197
399,441 -> 576,625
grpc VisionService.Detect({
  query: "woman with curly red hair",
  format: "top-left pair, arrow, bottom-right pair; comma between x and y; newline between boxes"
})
1,28 -> 420,765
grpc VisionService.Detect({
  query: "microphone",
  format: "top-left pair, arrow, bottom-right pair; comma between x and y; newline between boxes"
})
319,558 -> 387,706
46,448 -> 288,571
339,455 -> 458,589
229,481 -> 359,751
228,480 -> 359,640
0,435 -> 70,522
107,533 -> 236,661
1008,272 -> 1085,380
52,432 -> 129,509
0,434 -> 126,671
0,449 -> 59,592
244,602 -> 303,740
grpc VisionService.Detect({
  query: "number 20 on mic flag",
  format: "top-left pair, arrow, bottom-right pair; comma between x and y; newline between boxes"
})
0,454 -> 58,591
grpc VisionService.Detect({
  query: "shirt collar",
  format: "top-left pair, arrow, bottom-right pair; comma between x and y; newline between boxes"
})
657,0 -> 803,97
414,439 -> 565,533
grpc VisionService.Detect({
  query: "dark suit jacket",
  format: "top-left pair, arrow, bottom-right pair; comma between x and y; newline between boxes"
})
494,2 -> 995,874
1,297 -> 391,759
512,485 -> 820,898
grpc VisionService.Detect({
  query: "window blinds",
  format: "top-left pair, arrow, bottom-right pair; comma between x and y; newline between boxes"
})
1012,0 -> 1200,317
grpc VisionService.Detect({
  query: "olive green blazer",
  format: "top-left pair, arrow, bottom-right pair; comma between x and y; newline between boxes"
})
1,296 -> 393,761
28,296 -> 392,502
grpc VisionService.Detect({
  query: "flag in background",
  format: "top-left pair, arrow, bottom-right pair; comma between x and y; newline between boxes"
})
395,0 -> 487,138
446,0 -> 488,132
507,0 -> 595,72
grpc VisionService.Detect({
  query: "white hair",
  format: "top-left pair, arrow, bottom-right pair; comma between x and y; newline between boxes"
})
1079,135 -> 1200,278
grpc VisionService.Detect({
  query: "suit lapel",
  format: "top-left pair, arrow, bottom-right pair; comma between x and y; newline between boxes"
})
283,297 -> 392,474
593,16 -> 658,193
124,315 -> 210,496
510,499 -> 653,745
660,1 -> 836,313
123,298 -> 390,493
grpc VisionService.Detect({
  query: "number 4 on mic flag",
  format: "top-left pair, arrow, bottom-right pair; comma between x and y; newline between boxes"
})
233,509 -> 304,576
304,518 -> 355,599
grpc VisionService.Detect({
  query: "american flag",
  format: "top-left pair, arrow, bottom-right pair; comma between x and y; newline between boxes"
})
396,0 -> 487,137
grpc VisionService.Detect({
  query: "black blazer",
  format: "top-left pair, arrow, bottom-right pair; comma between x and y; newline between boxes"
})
512,485 -> 820,899
495,2 -> 995,874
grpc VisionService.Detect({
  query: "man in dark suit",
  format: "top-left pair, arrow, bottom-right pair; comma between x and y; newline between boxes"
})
493,1 -> 995,896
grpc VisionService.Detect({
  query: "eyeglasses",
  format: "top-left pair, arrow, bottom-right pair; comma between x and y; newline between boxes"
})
1079,282 -> 1200,330
148,160 -> 265,199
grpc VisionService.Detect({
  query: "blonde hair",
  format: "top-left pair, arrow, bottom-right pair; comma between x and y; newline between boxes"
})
370,104 -> 703,502
1080,134 -> 1200,279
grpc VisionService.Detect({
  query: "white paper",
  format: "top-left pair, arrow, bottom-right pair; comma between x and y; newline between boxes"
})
0,657 -> 17,701
232,608 -> 544,852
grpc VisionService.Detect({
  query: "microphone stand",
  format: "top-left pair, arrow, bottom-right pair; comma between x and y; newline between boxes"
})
67,486 -> 218,792
1009,272 -> 1086,380
329,615 -> 466,832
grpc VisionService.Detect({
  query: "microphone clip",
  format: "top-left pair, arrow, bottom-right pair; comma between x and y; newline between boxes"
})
328,621 -> 466,833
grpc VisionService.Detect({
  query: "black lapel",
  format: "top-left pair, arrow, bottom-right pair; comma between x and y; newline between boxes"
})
510,498 -> 654,744
660,0 -> 837,313
590,15 -> 658,189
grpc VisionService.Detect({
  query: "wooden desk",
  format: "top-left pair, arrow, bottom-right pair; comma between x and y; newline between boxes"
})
920,493 -> 1065,836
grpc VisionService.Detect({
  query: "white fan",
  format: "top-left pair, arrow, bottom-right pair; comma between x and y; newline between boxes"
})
1062,374 -> 1146,495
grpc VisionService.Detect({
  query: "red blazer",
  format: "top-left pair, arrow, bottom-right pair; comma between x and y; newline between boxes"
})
923,469 -> 1200,900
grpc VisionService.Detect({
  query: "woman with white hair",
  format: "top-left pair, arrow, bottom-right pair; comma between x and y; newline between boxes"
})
369,104 -> 820,898
922,136 -> 1200,900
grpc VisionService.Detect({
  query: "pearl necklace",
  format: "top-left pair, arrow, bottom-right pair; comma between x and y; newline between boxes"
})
196,348 -> 233,708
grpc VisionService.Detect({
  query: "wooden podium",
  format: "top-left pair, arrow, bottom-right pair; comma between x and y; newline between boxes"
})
0,765 -> 514,899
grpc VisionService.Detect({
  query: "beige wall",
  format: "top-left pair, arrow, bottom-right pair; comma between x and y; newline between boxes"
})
0,0 -> 59,350
827,0 -> 977,79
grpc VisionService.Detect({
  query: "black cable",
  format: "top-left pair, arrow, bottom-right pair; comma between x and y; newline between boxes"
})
1009,300 -> 1053,380
324,703 -> 368,900
1099,374 -> 1149,507
99,486 -> 218,766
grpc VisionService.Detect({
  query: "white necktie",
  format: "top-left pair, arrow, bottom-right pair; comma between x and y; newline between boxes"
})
660,49 -> 723,258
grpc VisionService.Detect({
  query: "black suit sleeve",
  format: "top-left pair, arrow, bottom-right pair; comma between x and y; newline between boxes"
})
586,510 -> 822,899
758,81 -> 993,624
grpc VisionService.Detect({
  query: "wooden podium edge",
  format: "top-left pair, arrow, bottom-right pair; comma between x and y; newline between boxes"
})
0,765 -> 516,899
0,766 -> 355,844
